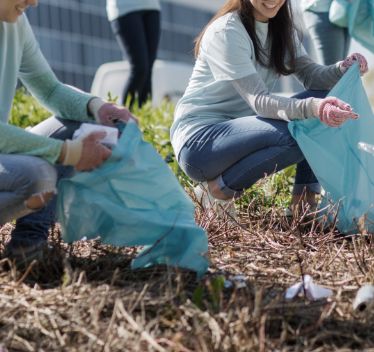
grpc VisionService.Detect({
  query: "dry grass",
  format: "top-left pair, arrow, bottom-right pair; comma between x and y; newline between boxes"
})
0,196 -> 373,352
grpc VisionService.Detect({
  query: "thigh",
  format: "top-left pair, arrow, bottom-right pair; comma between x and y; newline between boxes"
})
30,116 -> 81,140
111,12 -> 148,67
179,116 -> 297,181
0,154 -> 56,193
303,11 -> 349,64
143,10 -> 160,63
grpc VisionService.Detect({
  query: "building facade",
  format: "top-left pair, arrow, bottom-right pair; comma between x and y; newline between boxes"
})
27,0 -> 223,91
27,0 -> 315,94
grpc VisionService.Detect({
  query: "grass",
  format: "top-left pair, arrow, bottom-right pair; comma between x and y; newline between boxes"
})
0,92 -> 373,351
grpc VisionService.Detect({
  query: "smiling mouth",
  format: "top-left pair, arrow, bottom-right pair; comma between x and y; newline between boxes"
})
263,3 -> 278,9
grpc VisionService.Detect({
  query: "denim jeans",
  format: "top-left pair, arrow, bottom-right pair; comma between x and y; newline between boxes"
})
2,117 -> 81,243
178,90 -> 327,198
303,11 -> 351,65
0,155 -> 57,224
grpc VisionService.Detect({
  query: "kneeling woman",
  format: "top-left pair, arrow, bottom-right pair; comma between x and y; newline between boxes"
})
170,0 -> 367,210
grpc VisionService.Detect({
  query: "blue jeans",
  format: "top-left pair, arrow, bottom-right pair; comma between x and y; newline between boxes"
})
0,155 -> 57,224
303,11 -> 351,65
178,91 -> 327,198
3,117 -> 81,244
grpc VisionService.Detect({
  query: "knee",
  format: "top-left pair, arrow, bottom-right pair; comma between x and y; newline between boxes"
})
25,190 -> 55,210
17,159 -> 58,202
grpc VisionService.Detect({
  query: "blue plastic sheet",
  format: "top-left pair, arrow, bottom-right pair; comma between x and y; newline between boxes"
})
289,64 -> 374,234
349,0 -> 374,53
57,122 -> 208,276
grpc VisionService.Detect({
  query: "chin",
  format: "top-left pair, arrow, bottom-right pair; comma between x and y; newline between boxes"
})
2,14 -> 20,23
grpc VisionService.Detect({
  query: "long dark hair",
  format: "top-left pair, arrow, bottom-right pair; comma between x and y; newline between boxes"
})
194,0 -> 297,75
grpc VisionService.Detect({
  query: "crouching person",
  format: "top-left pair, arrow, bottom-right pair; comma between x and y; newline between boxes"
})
0,0 -> 136,262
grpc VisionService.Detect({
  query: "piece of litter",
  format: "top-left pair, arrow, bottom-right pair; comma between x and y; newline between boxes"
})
73,123 -> 119,147
353,284 -> 374,312
285,275 -> 333,301
224,274 -> 247,289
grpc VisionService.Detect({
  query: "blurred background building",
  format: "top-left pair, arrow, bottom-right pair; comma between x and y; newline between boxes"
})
27,0 -> 225,92
27,0 -> 373,98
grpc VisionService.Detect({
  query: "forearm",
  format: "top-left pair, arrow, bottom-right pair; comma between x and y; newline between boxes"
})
293,55 -> 343,90
0,123 -> 63,164
21,71 -> 95,122
232,74 -> 320,121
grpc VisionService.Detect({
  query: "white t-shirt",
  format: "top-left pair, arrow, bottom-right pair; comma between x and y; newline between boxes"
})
106,0 -> 161,21
170,12 -> 307,158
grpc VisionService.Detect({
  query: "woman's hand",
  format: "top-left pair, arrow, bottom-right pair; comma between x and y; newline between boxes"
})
315,97 -> 358,127
88,98 -> 138,126
340,53 -> 368,75
60,131 -> 112,171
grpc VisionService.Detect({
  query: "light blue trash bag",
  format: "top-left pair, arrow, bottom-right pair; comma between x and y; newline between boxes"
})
289,64 -> 374,234
57,121 -> 209,276
348,0 -> 374,53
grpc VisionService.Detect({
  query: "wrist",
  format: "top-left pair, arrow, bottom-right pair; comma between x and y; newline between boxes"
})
337,60 -> 345,74
308,98 -> 322,118
61,139 -> 83,166
88,97 -> 106,123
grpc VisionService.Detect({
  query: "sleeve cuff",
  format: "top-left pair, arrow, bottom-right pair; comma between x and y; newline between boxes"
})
88,97 -> 106,123
62,139 -> 83,166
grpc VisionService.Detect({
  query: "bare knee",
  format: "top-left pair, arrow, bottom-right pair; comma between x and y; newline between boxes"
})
25,191 -> 55,210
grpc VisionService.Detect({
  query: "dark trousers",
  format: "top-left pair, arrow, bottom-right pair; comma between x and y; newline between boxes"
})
111,10 -> 161,109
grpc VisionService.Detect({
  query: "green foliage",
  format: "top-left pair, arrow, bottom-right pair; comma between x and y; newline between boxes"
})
192,275 -> 225,312
10,87 -> 51,128
241,165 -> 295,209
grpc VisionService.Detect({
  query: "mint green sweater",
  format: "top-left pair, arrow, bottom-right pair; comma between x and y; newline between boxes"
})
0,14 -> 95,164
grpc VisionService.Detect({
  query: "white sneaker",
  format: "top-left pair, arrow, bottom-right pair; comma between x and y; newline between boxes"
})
193,182 -> 237,219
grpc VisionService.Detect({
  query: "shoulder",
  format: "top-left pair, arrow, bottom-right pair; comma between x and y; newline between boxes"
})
204,12 -> 249,44
0,14 -> 29,41
208,12 -> 244,34
17,13 -> 30,32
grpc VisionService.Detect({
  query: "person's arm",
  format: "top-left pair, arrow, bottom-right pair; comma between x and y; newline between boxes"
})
18,16 -> 94,122
293,55 -> 343,90
232,72 -> 319,121
0,122 -> 63,163
0,122 -> 111,170
232,73 -> 358,126
19,16 -> 137,126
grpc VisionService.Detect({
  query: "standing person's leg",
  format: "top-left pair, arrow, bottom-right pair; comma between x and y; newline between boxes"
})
110,11 -> 149,108
140,10 -> 161,104
303,11 -> 351,65
5,117 -> 81,258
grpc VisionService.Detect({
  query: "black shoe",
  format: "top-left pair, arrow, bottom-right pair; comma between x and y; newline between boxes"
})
3,234 -> 48,266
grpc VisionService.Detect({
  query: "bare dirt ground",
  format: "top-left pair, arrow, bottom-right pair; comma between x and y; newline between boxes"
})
0,201 -> 373,352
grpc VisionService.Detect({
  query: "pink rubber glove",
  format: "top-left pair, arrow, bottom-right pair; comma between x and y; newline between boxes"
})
340,53 -> 368,75
88,98 -> 138,126
318,97 -> 359,127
